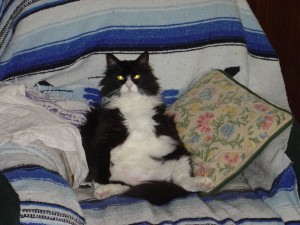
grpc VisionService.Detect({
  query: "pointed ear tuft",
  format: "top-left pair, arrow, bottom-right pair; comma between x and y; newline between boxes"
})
106,54 -> 120,67
136,51 -> 149,65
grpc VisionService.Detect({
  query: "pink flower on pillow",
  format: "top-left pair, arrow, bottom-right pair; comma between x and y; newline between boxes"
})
204,135 -> 212,142
197,112 -> 214,133
194,163 -> 213,177
223,152 -> 240,165
216,99 -> 223,107
254,103 -> 269,112
261,114 -> 275,130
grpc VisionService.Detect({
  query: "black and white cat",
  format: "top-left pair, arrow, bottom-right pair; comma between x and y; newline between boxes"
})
80,52 -> 213,205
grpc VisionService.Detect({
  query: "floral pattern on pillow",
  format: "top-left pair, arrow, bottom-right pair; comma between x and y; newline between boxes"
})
166,70 -> 293,193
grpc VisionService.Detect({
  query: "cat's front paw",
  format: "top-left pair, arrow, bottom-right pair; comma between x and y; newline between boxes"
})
194,176 -> 214,192
94,184 -> 130,199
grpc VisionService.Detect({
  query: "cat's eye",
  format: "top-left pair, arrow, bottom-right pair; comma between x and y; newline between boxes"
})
117,75 -> 124,81
133,74 -> 140,80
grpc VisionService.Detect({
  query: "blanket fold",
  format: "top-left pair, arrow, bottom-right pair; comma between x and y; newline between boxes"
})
0,84 -> 88,188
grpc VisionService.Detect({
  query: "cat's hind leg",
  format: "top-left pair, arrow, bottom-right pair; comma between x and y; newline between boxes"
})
93,183 -> 130,199
172,156 -> 214,192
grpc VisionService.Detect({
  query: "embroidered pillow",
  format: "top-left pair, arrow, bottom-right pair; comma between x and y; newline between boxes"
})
166,70 -> 293,194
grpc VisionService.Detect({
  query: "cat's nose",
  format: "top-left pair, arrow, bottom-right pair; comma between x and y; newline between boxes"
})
126,80 -> 133,89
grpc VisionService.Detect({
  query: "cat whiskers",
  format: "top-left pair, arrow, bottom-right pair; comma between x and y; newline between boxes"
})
102,89 -> 120,104
108,89 -> 121,97
138,88 -> 153,96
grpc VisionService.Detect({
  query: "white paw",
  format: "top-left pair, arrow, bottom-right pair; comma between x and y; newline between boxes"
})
94,184 -> 129,199
194,176 -> 214,191
180,176 -> 214,192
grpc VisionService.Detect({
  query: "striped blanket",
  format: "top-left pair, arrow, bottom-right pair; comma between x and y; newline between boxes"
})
0,0 -> 299,224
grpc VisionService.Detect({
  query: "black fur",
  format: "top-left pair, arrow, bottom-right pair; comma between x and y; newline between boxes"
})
80,106 -> 128,183
153,105 -> 190,161
122,181 -> 189,205
80,52 -> 192,205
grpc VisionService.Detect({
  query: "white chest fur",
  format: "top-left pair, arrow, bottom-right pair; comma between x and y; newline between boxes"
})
107,93 -> 177,185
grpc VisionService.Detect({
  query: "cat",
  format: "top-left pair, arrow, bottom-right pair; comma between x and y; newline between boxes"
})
80,52 -> 213,205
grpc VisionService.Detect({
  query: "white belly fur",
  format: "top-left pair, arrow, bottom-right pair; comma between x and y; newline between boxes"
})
110,133 -> 177,185
107,93 -> 178,185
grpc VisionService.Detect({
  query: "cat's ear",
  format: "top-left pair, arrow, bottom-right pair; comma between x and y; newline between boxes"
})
106,54 -> 120,67
136,51 -> 149,65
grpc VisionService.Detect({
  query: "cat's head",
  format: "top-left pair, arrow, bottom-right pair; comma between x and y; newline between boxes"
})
100,52 -> 160,98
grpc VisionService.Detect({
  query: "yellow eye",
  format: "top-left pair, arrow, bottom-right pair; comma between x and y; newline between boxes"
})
117,75 -> 124,80
133,74 -> 140,80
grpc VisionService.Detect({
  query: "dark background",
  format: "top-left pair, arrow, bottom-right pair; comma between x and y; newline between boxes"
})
248,0 -> 300,123
247,0 -> 300,194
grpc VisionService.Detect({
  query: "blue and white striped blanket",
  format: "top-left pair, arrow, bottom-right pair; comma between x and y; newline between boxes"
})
0,0 -> 299,224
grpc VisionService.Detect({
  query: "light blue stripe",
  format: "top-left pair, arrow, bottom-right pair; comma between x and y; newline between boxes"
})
11,180 -> 74,200
264,188 -> 300,210
0,19 -> 273,77
1,1 -> 257,62
0,0 -> 73,56
0,1 -> 274,80
239,8 -> 265,33
1,17 -> 243,63
0,20 -> 272,79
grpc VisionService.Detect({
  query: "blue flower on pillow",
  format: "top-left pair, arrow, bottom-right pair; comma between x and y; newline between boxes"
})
199,88 -> 212,100
220,123 -> 235,138
189,133 -> 201,143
